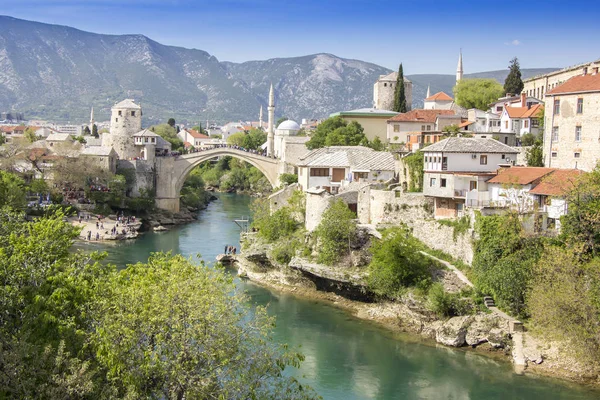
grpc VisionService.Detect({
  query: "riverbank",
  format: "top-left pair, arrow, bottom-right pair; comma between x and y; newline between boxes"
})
233,234 -> 600,389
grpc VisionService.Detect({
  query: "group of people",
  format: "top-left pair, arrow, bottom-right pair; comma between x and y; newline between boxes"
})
224,245 -> 237,255
157,143 -> 270,158
78,211 -> 138,241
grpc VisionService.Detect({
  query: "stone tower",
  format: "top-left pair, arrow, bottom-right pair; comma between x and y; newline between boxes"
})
456,50 -> 463,84
102,99 -> 142,159
266,84 -> 275,157
373,72 -> 412,111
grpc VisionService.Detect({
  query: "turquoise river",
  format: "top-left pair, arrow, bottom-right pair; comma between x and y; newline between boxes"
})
80,193 -> 600,400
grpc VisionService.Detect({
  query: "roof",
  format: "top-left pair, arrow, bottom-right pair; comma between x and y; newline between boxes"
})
425,92 -> 453,101
46,133 -> 73,141
277,120 -> 301,130
298,146 -> 395,171
505,104 -> 544,119
331,108 -> 399,118
546,73 -> 600,95
422,137 -> 518,154
85,137 -> 102,147
529,169 -> 583,196
388,109 -> 454,123
185,129 -> 210,139
112,99 -> 142,110
487,167 -> 555,185
378,71 -> 412,83
81,146 -> 116,156
458,121 -> 475,128
133,129 -> 160,138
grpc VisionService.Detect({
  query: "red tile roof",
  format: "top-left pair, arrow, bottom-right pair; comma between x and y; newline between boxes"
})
425,92 -> 453,101
505,104 -> 543,119
388,109 -> 455,123
529,169 -> 583,196
458,121 -> 474,128
487,166 -> 555,185
547,73 -> 600,95
186,129 -> 210,139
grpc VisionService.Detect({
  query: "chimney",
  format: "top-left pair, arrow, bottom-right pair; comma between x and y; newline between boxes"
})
521,92 -> 526,107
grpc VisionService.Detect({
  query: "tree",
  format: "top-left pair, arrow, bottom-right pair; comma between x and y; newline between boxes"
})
0,134 -> 5,145
526,140 -> 544,167
314,199 -> 357,265
24,127 -> 39,143
93,253 -> 317,399
393,63 -> 408,113
242,128 -> 267,150
151,123 -> 184,151
305,116 -> 367,150
442,124 -> 460,136
227,131 -> 246,147
0,170 -> 27,209
167,117 -> 176,128
276,117 -> 289,127
83,126 -> 91,136
368,136 -> 384,151
92,124 -> 99,138
453,79 -> 505,111
504,57 -> 524,96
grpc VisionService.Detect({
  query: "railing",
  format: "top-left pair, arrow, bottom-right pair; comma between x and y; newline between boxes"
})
454,189 -> 467,198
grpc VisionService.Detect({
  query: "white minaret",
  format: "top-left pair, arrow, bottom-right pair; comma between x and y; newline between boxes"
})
266,84 -> 275,157
456,50 -> 463,84
259,105 -> 263,130
89,106 -> 94,133
426,84 -> 431,99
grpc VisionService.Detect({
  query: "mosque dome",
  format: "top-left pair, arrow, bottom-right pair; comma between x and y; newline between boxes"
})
277,120 -> 301,131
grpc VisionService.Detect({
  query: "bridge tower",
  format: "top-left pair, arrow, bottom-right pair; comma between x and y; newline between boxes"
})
102,99 -> 142,159
266,84 -> 275,157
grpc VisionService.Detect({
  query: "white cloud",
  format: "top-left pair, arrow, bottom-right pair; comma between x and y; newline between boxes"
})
504,39 -> 521,46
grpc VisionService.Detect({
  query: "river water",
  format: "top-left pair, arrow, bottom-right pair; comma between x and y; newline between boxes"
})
81,194 -> 599,400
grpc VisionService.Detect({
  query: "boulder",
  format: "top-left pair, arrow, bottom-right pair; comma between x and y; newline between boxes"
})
153,225 -> 168,232
487,327 -> 510,348
465,314 -> 503,346
436,316 -> 473,347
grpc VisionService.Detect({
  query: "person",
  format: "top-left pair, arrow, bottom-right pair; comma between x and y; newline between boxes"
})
232,247 -> 237,255
87,231 -> 91,241
95,232 -> 100,241
224,245 -> 228,254
96,221 -> 99,229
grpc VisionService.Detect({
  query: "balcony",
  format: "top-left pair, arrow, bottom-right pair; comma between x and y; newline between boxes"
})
454,189 -> 467,198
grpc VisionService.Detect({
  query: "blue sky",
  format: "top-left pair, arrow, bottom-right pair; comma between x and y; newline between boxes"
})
1,0 -> 599,74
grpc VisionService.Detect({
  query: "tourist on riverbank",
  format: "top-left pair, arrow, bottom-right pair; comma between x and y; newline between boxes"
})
224,245 -> 228,254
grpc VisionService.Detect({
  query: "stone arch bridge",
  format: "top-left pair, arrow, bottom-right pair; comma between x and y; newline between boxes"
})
154,148 -> 280,212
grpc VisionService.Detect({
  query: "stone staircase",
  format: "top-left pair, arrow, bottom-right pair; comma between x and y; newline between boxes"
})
483,296 -> 496,308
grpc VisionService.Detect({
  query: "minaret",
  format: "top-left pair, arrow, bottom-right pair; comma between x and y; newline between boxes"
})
456,50 -> 463,84
266,84 -> 275,157
89,106 -> 94,133
426,84 -> 431,99
259,105 -> 263,130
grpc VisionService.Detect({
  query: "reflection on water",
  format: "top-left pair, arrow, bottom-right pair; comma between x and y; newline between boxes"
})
83,193 -> 600,400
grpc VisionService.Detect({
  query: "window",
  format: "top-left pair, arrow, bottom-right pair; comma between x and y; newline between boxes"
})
553,99 -> 560,115
496,106 -> 503,112
115,118 -> 118,122
531,119 -> 539,128
505,121 -> 508,129
504,137 -> 508,144
552,127 -> 559,142
144,137 -> 148,143
551,152 -> 558,158
574,152 -> 581,158
441,178 -> 447,187
118,110 -> 122,116
577,98 -> 583,114
501,154 -> 506,159
480,155 -> 488,165
425,156 -> 428,162
310,168 -> 329,177
384,83 -> 387,87
421,125 -> 426,131
393,124 -> 400,132
430,177 -> 436,187
575,126 -> 582,142
524,120 -> 529,128
470,181 -> 478,191
151,138 -> 156,143
426,125 -> 431,131
131,111 -> 136,117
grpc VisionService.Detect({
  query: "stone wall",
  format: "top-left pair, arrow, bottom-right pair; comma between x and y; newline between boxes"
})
305,189 -> 333,232
269,183 -> 301,213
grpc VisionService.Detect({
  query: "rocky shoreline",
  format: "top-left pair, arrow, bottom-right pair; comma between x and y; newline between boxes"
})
233,235 -> 600,389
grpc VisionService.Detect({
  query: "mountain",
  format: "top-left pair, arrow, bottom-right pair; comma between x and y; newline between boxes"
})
0,16 -> 559,125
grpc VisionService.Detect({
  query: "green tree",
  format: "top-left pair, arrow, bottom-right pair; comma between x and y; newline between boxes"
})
306,116 -> 347,149
83,126 -> 91,136
368,136 -> 385,151
306,117 -> 367,149
442,124 -> 460,136
167,117 -> 176,127
526,140 -> 544,167
453,79 -> 504,111
403,151 -> 424,192
276,116 -> 289,127
504,57 -> 524,96
227,131 -> 246,147
92,124 -> 99,138
242,128 -> 267,150
393,63 -> 408,113
0,134 -> 5,145
314,199 -> 357,265
24,127 -> 39,143
0,170 -> 27,209
151,124 -> 184,151
367,227 -> 432,298
280,173 -> 298,185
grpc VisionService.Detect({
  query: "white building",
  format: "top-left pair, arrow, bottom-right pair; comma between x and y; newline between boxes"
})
422,137 -> 518,218
274,120 -> 301,158
466,109 -> 501,133
424,92 -> 454,110
178,128 -> 212,148
500,103 -> 543,139
298,146 -> 395,193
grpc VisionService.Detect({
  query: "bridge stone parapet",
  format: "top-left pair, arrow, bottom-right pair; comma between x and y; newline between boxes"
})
154,147 -> 281,212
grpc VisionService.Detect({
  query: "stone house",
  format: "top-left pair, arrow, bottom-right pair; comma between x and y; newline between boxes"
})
544,70 -> 600,171
523,59 -> 600,100
387,109 -> 455,144
297,146 -> 395,194
466,109 -> 501,133
80,146 -> 118,174
422,137 -> 518,218
499,103 -> 543,142
329,108 -> 398,143
373,71 -> 413,111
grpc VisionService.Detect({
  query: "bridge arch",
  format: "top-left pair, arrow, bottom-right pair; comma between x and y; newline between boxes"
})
155,147 -> 280,212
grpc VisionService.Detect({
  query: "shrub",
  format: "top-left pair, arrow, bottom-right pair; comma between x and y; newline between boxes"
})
427,284 -> 473,317
314,199 -> 357,265
279,173 -> 298,185
255,207 -> 298,242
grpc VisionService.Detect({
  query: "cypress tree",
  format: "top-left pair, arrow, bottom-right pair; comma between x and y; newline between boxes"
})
504,57 -> 524,96
393,63 -> 408,113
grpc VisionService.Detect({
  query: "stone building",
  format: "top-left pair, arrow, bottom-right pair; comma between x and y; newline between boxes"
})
373,71 -> 412,111
386,109 -> 455,144
523,59 -> 600,100
102,99 -> 142,160
544,70 -> 600,171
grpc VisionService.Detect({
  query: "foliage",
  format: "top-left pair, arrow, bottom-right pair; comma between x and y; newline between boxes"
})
472,213 -> 543,316
560,166 -> 600,257
254,205 -> 299,242
367,227 -> 432,298
280,173 -> 298,185
227,131 -> 246,147
0,134 -> 5,145
367,136 -> 385,151
305,116 -> 367,149
0,170 -> 27,209
151,123 -> 184,151
453,78 -> 505,111
83,125 -> 91,136
520,133 -> 536,146
313,199 -> 357,265
504,57 -> 524,96
526,140 -> 544,167
242,128 -> 267,150
24,127 -> 40,143
74,135 -> 87,144
393,63 -> 408,113
442,124 -> 460,136
180,167 -> 210,209
427,283 -> 473,317
403,151 -> 424,192
125,187 -> 155,212
167,117 -> 176,127
528,246 -> 600,362
436,215 -> 471,241
92,124 -> 99,138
